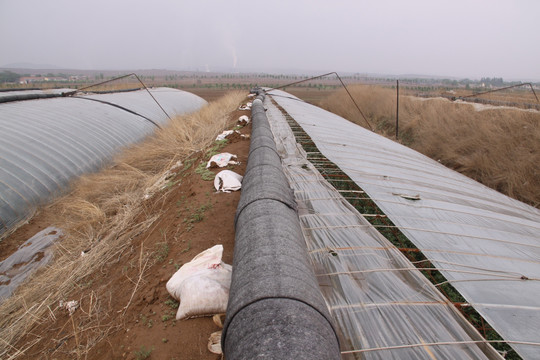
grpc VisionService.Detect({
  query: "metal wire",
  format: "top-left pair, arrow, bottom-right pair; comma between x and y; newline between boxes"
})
71,73 -> 172,121
265,72 -> 373,130
459,82 -> 539,103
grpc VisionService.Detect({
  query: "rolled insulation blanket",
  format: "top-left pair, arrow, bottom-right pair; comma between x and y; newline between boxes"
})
247,134 -> 279,156
0,92 -> 62,103
222,94 -> 340,359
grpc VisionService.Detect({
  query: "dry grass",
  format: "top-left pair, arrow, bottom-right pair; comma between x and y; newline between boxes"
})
77,77 -> 144,93
0,91 -> 246,358
452,88 -> 540,106
318,85 -> 540,207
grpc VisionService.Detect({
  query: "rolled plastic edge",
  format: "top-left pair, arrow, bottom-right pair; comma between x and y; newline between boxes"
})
0,92 -> 62,103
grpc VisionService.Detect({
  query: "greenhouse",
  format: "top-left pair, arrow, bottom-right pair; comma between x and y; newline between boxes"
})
0,88 -> 207,236
262,89 -> 540,359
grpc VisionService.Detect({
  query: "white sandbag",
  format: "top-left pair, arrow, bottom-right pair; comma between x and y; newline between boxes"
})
206,153 -> 238,168
238,115 -> 250,125
214,170 -> 243,192
208,331 -> 223,354
238,102 -> 252,110
216,130 -> 234,141
216,130 -> 248,142
166,245 -> 232,320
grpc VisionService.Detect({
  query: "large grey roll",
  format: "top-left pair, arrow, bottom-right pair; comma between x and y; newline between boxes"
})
222,91 -> 340,359
248,134 -> 279,155
235,169 -> 296,225
250,126 -> 275,143
224,298 -> 340,360
244,146 -> 282,173
251,112 -> 270,127
231,200 -> 328,309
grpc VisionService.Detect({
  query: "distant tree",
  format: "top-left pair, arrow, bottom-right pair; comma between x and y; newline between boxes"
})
0,70 -> 20,83
480,77 -> 504,86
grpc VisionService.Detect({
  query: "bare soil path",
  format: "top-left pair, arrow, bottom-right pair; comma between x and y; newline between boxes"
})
6,109 -> 251,359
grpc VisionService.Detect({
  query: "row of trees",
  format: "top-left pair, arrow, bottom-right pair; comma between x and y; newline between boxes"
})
0,71 -> 20,83
168,82 -> 339,90
480,77 -> 505,86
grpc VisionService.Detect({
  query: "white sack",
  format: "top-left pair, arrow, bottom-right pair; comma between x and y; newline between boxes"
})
166,245 -> 232,320
206,153 -> 238,168
214,170 -> 243,192
216,130 -> 234,141
238,115 -> 250,125
238,102 -> 252,110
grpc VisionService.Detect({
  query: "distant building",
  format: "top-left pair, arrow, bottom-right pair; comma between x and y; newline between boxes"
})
69,75 -> 88,81
19,76 -> 40,84
43,77 -> 67,82
19,76 -> 68,84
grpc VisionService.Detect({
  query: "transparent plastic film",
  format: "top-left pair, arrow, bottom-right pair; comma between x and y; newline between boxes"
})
268,89 -> 540,359
0,88 -> 207,236
266,93 -> 504,359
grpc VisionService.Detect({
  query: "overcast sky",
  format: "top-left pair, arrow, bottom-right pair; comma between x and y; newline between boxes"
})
1,0 -> 539,80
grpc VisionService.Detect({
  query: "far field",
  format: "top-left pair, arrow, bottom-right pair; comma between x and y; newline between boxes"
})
3,68 -> 538,105
2,68 -> 538,207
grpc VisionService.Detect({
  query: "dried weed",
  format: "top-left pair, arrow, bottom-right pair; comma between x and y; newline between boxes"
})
319,85 -> 540,207
0,91 -> 246,358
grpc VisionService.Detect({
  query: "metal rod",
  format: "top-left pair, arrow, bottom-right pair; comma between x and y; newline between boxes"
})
133,73 -> 172,121
529,83 -> 539,103
75,73 -> 135,92
396,80 -> 399,140
460,82 -> 539,103
336,74 -> 373,131
269,72 -> 336,91
72,73 -> 172,121
266,72 -> 373,131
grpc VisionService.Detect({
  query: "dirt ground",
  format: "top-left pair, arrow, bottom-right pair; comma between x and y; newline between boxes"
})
3,109 -> 252,359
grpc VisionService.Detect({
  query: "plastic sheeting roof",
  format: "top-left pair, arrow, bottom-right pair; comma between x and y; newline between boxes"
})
266,95 -> 501,359
0,88 -> 206,235
267,90 -> 540,359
